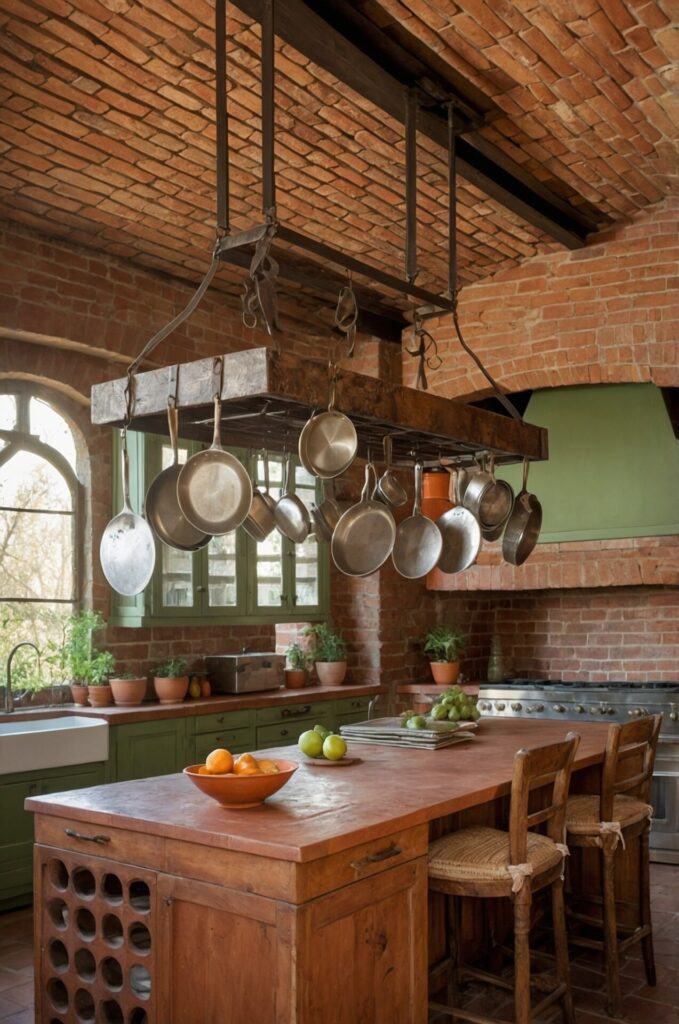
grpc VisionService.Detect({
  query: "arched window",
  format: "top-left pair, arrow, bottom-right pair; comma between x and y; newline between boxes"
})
0,386 -> 83,691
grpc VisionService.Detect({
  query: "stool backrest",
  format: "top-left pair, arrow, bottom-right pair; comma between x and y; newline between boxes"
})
600,713 -> 662,821
509,732 -> 580,865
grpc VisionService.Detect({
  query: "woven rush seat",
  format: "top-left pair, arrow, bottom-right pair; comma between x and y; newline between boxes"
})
429,826 -> 564,891
566,793 -> 652,837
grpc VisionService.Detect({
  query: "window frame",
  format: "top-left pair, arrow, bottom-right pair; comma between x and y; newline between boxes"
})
109,429 -> 329,627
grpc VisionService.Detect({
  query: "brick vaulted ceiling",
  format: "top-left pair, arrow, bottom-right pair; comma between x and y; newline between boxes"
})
0,0 -> 677,333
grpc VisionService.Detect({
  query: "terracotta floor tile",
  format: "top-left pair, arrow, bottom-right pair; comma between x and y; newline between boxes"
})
0,1011 -> 34,1024
1,980 -> 33,1008
0,990 -> 25,1020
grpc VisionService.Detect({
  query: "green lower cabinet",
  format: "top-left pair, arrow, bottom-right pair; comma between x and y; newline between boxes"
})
191,708 -> 256,762
0,761 -> 106,909
255,700 -> 334,750
111,718 -> 189,782
333,695 -> 375,730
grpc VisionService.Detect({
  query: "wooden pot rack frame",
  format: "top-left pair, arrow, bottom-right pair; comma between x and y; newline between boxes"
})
90,349 -> 547,468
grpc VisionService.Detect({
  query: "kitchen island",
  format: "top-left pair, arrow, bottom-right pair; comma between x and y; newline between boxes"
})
27,719 -> 610,1024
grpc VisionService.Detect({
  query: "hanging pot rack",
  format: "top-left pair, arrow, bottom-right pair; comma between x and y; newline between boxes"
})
91,348 -> 547,468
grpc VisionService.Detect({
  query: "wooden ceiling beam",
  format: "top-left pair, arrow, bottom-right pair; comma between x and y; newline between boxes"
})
229,0 -> 603,249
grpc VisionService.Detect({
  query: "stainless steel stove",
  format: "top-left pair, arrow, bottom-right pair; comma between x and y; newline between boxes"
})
478,679 -> 679,865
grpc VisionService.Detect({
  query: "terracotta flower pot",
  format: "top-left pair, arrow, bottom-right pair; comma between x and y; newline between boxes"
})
315,661 -> 347,686
110,677 -> 147,707
153,675 -> 189,704
284,669 -> 308,690
70,683 -> 89,707
87,684 -> 113,707
429,661 -> 461,686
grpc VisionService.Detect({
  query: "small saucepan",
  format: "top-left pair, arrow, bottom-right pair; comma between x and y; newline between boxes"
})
274,455 -> 311,543
242,451 -> 277,543
311,478 -> 342,543
502,459 -> 542,566
373,435 -> 407,509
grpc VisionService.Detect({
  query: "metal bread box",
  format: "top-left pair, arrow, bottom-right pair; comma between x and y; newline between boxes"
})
205,653 -> 285,694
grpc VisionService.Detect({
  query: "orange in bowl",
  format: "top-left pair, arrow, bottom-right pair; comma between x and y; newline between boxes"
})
183,759 -> 298,808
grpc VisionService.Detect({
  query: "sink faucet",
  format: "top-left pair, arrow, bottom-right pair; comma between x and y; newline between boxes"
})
5,642 -> 40,713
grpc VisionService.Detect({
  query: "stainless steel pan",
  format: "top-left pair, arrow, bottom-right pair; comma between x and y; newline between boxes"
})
242,451 -> 276,542
145,404 -> 211,551
502,459 -> 542,566
311,478 -> 342,543
436,468 -> 481,574
100,428 -> 156,596
373,435 -> 407,508
463,455 -> 514,530
331,463 -> 396,577
298,370 -> 357,479
177,396 -> 252,535
392,463 -> 442,579
274,455 -> 311,543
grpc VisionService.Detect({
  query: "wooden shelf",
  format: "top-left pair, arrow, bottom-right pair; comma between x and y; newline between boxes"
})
91,348 -> 548,467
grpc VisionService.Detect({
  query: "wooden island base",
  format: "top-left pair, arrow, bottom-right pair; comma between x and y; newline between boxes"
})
27,720 -> 612,1023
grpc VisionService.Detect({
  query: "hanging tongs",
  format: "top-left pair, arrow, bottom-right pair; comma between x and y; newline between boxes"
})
334,272 -> 358,357
406,313 -> 442,390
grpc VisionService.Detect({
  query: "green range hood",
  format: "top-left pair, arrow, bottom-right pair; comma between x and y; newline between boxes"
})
497,383 -> 679,544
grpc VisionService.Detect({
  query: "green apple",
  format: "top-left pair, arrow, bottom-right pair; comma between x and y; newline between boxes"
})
322,734 -> 347,760
298,729 -> 324,758
314,723 -> 331,740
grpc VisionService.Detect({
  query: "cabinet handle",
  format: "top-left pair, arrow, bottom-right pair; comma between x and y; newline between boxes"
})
281,705 -> 311,718
65,828 -> 111,845
350,843 -> 401,871
216,716 -> 225,724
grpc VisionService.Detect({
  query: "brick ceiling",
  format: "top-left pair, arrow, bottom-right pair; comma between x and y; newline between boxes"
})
0,0 -> 677,330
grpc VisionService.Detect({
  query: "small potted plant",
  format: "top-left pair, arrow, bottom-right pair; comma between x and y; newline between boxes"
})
109,670 -> 148,707
423,625 -> 467,685
284,643 -> 310,689
46,610 -> 115,707
304,623 -> 347,686
152,657 -> 189,704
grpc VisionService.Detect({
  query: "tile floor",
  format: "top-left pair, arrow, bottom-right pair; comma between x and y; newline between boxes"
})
0,865 -> 676,1022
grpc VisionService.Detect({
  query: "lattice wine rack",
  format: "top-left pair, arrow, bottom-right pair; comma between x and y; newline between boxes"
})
36,847 -> 156,1024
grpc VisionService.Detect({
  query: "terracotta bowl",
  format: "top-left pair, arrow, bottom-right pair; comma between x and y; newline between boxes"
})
183,760 -> 298,808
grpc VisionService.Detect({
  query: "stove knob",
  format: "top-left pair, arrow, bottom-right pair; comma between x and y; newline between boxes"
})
510,702 -> 522,712
534,704 -> 545,712
606,707 -> 617,715
628,708 -> 642,717
670,712 -> 678,722
553,704 -> 566,713
525,705 -> 533,713
495,702 -> 506,711
478,701 -> 491,711
590,706 -> 602,714
575,705 -> 585,714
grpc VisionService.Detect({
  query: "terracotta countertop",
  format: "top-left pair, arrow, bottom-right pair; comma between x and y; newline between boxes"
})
1,682 -> 385,726
26,718 -> 608,864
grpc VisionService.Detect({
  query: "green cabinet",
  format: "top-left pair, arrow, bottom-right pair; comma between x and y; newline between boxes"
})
111,718 -> 189,782
0,761 -> 106,909
190,708 -> 255,763
333,694 -> 375,729
255,699 -> 334,750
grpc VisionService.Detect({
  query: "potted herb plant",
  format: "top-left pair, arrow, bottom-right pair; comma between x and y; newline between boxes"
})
109,671 -> 148,707
304,623 -> 347,686
46,610 -> 115,707
152,657 -> 189,704
423,625 -> 467,685
284,643 -> 310,690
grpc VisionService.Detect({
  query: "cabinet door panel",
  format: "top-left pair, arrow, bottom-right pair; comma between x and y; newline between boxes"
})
256,719 -> 317,749
114,720 -> 187,781
193,728 -> 254,763
157,875 -> 289,1024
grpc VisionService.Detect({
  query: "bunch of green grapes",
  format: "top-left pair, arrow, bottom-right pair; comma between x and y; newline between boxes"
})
429,686 -> 481,723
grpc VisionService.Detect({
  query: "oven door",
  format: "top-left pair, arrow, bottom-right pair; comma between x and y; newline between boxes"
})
650,740 -> 679,865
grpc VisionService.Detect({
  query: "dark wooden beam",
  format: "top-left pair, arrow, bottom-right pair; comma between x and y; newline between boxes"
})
228,0 -> 604,248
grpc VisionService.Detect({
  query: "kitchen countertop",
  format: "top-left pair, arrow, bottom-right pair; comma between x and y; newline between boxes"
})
26,717 -> 608,863
1,682 -> 385,725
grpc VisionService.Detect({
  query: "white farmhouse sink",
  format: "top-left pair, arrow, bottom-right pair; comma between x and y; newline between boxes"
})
0,715 -> 109,776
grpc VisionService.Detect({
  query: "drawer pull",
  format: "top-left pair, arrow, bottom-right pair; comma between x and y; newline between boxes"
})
350,843 -> 401,870
216,716 -> 225,724
281,705 -> 311,718
65,828 -> 111,845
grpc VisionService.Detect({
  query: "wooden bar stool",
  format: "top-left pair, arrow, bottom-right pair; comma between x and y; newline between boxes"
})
564,713 -> 661,1019
428,732 -> 580,1024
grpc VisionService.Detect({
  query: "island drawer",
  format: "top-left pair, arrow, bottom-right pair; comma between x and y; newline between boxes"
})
193,728 -> 253,762
193,709 -> 255,734
35,816 -> 163,870
256,700 -> 333,726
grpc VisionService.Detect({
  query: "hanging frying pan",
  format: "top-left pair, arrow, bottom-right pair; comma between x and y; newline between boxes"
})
242,450 -> 276,543
177,395 -> 252,535
100,427 -> 156,596
373,435 -> 408,509
299,368 -> 357,479
311,478 -> 342,543
392,462 -> 443,579
274,454 -> 311,543
502,459 -> 542,566
435,468 -> 481,574
331,463 -> 396,577
145,403 -> 211,551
